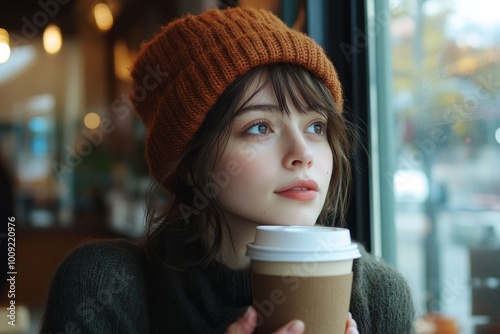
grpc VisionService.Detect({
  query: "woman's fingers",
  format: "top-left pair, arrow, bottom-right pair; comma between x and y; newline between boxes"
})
226,307 -> 305,334
272,320 -> 305,334
225,307 -> 257,334
229,308 -> 356,334
346,312 -> 359,334
227,307 -> 305,334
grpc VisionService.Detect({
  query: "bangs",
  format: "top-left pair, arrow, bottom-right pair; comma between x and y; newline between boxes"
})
233,63 -> 337,119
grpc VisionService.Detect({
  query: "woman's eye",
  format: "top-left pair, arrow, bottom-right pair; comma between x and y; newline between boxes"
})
247,123 -> 270,135
306,123 -> 326,135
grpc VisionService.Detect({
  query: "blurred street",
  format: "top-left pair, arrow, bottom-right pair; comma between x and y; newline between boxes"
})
396,201 -> 499,333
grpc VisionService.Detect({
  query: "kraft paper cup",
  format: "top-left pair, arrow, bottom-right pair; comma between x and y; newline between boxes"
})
246,226 -> 361,334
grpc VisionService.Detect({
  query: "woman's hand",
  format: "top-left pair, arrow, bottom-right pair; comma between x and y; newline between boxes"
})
225,307 -> 304,334
226,307 -> 360,334
346,312 -> 359,334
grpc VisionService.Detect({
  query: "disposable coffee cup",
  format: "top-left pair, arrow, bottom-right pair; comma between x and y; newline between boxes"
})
246,226 -> 361,334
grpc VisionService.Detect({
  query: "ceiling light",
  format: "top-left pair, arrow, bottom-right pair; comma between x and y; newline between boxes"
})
93,3 -> 114,32
43,24 -> 62,55
0,28 -> 10,64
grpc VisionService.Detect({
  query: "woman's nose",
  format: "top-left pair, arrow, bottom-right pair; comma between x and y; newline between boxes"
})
283,131 -> 313,169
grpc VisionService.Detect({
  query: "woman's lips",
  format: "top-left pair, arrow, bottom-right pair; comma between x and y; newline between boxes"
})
274,179 -> 319,201
275,188 -> 318,201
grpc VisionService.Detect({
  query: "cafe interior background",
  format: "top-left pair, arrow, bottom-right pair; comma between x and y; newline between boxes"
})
0,0 -> 499,333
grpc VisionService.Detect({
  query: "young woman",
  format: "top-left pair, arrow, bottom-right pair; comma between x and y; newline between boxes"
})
40,6 -> 415,334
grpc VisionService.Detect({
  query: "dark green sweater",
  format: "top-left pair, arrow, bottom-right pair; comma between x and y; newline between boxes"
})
40,239 -> 415,333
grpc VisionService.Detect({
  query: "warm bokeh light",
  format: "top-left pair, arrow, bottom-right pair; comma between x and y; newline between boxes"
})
43,24 -> 62,55
0,28 -> 10,64
93,3 -> 114,32
113,40 -> 132,81
84,112 -> 101,129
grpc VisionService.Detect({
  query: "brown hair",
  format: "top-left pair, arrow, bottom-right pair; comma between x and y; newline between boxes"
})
144,63 -> 354,270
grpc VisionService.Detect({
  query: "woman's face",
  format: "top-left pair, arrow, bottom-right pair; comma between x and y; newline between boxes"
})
212,74 -> 333,227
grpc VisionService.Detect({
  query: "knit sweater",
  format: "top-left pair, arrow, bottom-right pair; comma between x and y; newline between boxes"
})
40,238 -> 415,334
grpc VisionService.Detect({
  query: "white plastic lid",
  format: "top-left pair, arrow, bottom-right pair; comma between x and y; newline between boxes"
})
246,226 -> 361,262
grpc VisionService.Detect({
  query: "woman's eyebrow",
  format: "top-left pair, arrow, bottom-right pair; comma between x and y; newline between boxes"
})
235,104 -> 322,117
237,104 -> 281,114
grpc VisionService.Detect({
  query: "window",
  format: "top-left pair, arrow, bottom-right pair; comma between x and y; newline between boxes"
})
371,0 -> 500,332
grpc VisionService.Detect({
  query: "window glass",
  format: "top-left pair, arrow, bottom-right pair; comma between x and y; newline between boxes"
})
388,0 -> 500,332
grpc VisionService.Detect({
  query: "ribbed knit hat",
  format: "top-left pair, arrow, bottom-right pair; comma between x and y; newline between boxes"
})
130,6 -> 343,187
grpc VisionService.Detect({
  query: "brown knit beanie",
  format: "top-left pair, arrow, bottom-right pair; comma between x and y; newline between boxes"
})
130,6 -> 343,187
